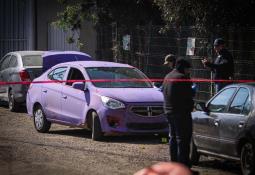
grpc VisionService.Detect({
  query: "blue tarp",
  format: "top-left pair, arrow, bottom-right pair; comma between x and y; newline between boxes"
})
42,51 -> 92,72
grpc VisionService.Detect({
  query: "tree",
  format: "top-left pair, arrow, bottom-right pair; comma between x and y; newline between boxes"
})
154,0 -> 255,34
54,0 -> 162,46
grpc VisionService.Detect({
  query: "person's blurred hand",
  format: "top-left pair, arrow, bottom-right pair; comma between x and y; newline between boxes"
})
134,162 -> 192,175
201,58 -> 210,67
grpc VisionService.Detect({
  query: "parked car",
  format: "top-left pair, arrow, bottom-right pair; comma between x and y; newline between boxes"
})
0,51 -> 92,112
191,83 -> 255,175
0,51 -> 44,111
26,61 -> 168,140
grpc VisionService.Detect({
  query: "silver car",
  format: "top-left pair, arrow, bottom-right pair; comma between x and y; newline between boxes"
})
0,51 -> 44,111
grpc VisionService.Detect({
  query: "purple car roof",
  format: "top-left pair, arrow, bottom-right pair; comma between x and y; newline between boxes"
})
43,51 -> 91,57
42,51 -> 92,72
56,61 -> 133,68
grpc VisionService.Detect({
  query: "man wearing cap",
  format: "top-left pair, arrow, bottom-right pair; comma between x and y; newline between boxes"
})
202,38 -> 234,92
155,54 -> 176,89
164,54 -> 176,70
162,58 -> 194,168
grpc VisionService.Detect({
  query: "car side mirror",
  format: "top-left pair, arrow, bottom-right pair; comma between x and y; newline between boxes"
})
84,83 -> 88,91
72,82 -> 85,91
153,82 -> 162,88
195,102 -> 209,113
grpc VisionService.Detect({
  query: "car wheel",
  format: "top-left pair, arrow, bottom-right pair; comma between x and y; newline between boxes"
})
241,142 -> 255,175
8,89 -> 20,112
190,138 -> 200,166
92,112 -> 103,141
33,105 -> 51,133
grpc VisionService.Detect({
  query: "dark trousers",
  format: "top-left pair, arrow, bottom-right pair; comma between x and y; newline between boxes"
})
167,113 -> 193,167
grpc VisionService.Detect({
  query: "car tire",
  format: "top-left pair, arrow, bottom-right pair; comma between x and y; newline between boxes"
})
241,142 -> 255,175
8,89 -> 20,112
92,112 -> 103,141
33,105 -> 51,133
190,138 -> 200,166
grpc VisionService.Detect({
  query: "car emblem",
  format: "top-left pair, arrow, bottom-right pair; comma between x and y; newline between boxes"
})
147,107 -> 153,117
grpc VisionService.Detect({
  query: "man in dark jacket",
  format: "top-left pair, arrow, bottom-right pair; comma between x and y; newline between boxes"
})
202,38 -> 234,92
162,58 -> 194,168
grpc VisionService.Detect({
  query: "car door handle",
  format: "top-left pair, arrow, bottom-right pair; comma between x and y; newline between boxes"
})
238,121 -> 245,128
42,90 -> 47,93
62,96 -> 67,99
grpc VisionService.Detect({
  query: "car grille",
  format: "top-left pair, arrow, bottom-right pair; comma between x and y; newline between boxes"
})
130,106 -> 164,117
127,123 -> 168,130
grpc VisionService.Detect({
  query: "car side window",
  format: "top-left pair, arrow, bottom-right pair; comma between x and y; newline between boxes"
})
66,67 -> 85,86
9,55 -> 18,68
0,55 -> 11,71
208,87 -> 236,113
228,88 -> 249,114
242,97 -> 251,115
48,67 -> 67,81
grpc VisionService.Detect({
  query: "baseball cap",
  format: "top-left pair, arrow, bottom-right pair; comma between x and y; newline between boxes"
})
214,38 -> 225,46
163,54 -> 175,65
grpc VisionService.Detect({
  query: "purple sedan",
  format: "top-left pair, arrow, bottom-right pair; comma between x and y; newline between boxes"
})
26,61 -> 168,140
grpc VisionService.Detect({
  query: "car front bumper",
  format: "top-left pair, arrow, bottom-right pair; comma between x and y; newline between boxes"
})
97,103 -> 169,135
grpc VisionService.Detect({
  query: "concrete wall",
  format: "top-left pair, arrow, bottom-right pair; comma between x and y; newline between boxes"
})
80,21 -> 97,58
36,0 -> 97,58
36,0 -> 62,50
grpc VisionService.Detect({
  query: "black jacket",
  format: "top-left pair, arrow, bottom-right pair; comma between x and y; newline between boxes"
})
205,48 -> 234,79
162,69 -> 194,115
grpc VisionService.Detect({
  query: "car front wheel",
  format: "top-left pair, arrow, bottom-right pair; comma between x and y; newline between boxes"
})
33,105 -> 51,133
241,142 -> 255,175
92,112 -> 103,141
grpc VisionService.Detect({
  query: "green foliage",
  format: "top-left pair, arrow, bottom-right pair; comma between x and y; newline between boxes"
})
53,0 -> 97,30
54,0 -> 255,44
154,0 -> 255,34
54,0 -> 162,31
54,0 -> 162,44
53,0 -> 98,45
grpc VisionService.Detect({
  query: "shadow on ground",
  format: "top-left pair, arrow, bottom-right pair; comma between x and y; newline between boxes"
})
197,156 -> 241,174
0,101 -> 27,113
48,128 -> 168,145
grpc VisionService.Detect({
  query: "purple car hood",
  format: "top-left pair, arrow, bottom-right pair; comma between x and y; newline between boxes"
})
95,88 -> 163,103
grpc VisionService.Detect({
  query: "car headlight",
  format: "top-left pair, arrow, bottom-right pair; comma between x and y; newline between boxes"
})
101,96 -> 125,109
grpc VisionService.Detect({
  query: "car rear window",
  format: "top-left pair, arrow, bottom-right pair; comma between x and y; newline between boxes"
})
22,55 -> 42,66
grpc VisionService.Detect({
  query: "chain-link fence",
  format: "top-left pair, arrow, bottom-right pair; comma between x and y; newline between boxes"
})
96,24 -> 255,102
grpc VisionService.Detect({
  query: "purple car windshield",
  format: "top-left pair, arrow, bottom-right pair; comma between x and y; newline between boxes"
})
85,67 -> 153,88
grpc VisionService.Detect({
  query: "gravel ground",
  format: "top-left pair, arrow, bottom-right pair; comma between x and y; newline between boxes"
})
0,105 -> 241,175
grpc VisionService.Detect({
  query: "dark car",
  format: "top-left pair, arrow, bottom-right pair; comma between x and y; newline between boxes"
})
191,83 -> 255,175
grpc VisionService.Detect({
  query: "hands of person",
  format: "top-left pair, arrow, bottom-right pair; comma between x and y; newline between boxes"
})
134,162 -> 192,175
201,58 -> 210,67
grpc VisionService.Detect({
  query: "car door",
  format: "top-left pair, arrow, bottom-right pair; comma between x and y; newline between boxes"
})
218,87 -> 251,157
60,67 -> 87,125
0,54 -> 12,96
41,67 -> 68,120
193,87 -> 237,153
